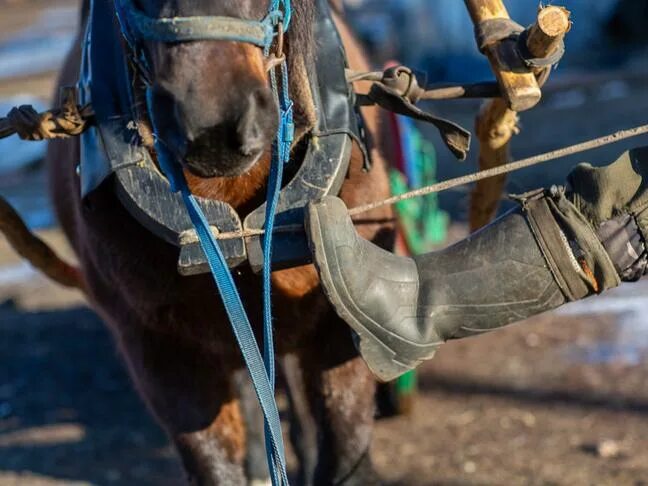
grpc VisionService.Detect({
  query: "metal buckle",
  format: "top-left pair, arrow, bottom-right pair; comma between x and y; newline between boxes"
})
264,21 -> 285,71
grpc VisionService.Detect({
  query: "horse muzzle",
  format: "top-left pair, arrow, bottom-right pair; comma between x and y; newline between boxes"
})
148,72 -> 278,179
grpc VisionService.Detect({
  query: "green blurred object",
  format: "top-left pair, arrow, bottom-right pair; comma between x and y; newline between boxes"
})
389,127 -> 449,254
388,118 -> 449,415
396,369 -> 417,394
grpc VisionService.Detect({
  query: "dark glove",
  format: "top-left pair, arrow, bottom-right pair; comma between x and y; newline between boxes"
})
517,147 -> 648,301
567,146 -> 648,281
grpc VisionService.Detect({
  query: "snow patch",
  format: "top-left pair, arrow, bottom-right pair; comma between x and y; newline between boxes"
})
558,281 -> 648,365
0,262 -> 40,287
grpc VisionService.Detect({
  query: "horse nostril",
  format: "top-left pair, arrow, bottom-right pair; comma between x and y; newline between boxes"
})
237,88 -> 276,157
252,87 -> 273,111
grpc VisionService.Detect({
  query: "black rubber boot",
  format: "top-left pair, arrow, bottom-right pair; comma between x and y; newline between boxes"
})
306,196 -> 566,381
307,150 -> 648,381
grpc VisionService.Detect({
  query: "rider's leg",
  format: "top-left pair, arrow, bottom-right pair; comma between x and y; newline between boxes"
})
306,147 -> 648,381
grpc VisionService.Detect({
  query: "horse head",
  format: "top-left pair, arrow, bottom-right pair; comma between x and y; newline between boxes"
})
130,0 -> 313,179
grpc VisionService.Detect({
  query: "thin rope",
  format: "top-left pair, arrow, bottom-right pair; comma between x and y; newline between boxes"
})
349,123 -> 648,216
206,122 -> 648,239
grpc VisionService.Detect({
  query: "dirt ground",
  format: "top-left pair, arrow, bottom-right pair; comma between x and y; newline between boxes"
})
2,1 -> 648,485
3,244 -> 648,486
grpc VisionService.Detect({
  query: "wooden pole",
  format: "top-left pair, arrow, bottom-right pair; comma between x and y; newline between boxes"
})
468,98 -> 518,231
464,0 -> 542,112
527,6 -> 572,60
469,5 -> 571,231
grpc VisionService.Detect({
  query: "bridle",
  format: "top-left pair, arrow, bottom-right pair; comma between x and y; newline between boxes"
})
112,0 -> 295,187
114,0 -> 290,84
115,1 -> 284,45
112,1 -> 293,485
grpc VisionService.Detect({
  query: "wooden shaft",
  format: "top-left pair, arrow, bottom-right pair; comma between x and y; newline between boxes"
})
464,0 -> 541,112
469,4 -> 571,231
527,6 -> 571,60
469,98 -> 519,230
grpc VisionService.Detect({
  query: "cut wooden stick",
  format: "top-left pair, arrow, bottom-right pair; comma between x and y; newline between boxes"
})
464,0 -> 542,112
527,6 -> 572,60
469,5 -> 571,231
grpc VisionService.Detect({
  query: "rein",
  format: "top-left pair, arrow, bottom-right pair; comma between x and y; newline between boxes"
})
113,1 -> 294,484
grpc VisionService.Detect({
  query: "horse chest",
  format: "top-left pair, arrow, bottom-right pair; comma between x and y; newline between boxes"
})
75,186 -> 324,350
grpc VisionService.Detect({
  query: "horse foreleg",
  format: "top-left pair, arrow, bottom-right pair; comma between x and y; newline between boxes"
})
281,354 -> 318,486
115,322 -> 247,486
300,312 -> 380,486
236,354 -> 320,486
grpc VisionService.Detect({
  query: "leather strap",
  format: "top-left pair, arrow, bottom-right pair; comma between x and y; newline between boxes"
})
114,0 -> 276,47
521,190 -> 590,301
516,187 -> 621,301
360,81 -> 471,160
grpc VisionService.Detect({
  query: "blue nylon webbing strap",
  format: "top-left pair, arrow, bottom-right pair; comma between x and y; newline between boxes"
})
114,0 -> 277,47
261,33 -> 294,482
182,187 -> 289,486
125,0 -> 294,482
147,92 -> 290,486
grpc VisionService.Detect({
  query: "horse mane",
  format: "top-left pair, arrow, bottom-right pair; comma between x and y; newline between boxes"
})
288,0 -> 316,74
286,0 -> 318,138
80,0 -> 91,26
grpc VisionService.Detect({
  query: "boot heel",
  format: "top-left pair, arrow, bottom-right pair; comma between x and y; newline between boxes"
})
351,330 -> 427,382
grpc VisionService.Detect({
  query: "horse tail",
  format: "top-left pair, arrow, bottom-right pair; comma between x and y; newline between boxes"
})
0,196 -> 85,291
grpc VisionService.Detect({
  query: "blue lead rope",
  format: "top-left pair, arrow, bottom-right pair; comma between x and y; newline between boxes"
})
149,107 -> 292,486
261,40 -> 294,484
142,2 -> 294,484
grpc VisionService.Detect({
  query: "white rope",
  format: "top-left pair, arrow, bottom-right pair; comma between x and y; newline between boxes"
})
349,123 -> 648,216
211,123 -> 648,239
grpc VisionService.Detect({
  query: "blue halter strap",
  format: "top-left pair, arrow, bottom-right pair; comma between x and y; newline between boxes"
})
114,0 -> 280,47
115,1 -> 293,484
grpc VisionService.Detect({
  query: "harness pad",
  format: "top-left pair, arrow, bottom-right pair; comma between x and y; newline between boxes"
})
78,0 -> 365,275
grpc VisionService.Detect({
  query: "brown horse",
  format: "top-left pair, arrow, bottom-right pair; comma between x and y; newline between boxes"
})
47,0 -> 394,484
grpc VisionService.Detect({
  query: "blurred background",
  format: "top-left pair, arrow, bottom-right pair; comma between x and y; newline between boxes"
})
1,0 -> 648,484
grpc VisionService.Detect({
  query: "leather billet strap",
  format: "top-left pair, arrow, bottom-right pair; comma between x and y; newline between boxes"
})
353,66 -> 471,160
514,187 -> 620,301
114,0 -> 277,47
476,18 -> 565,71
361,79 -> 471,160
